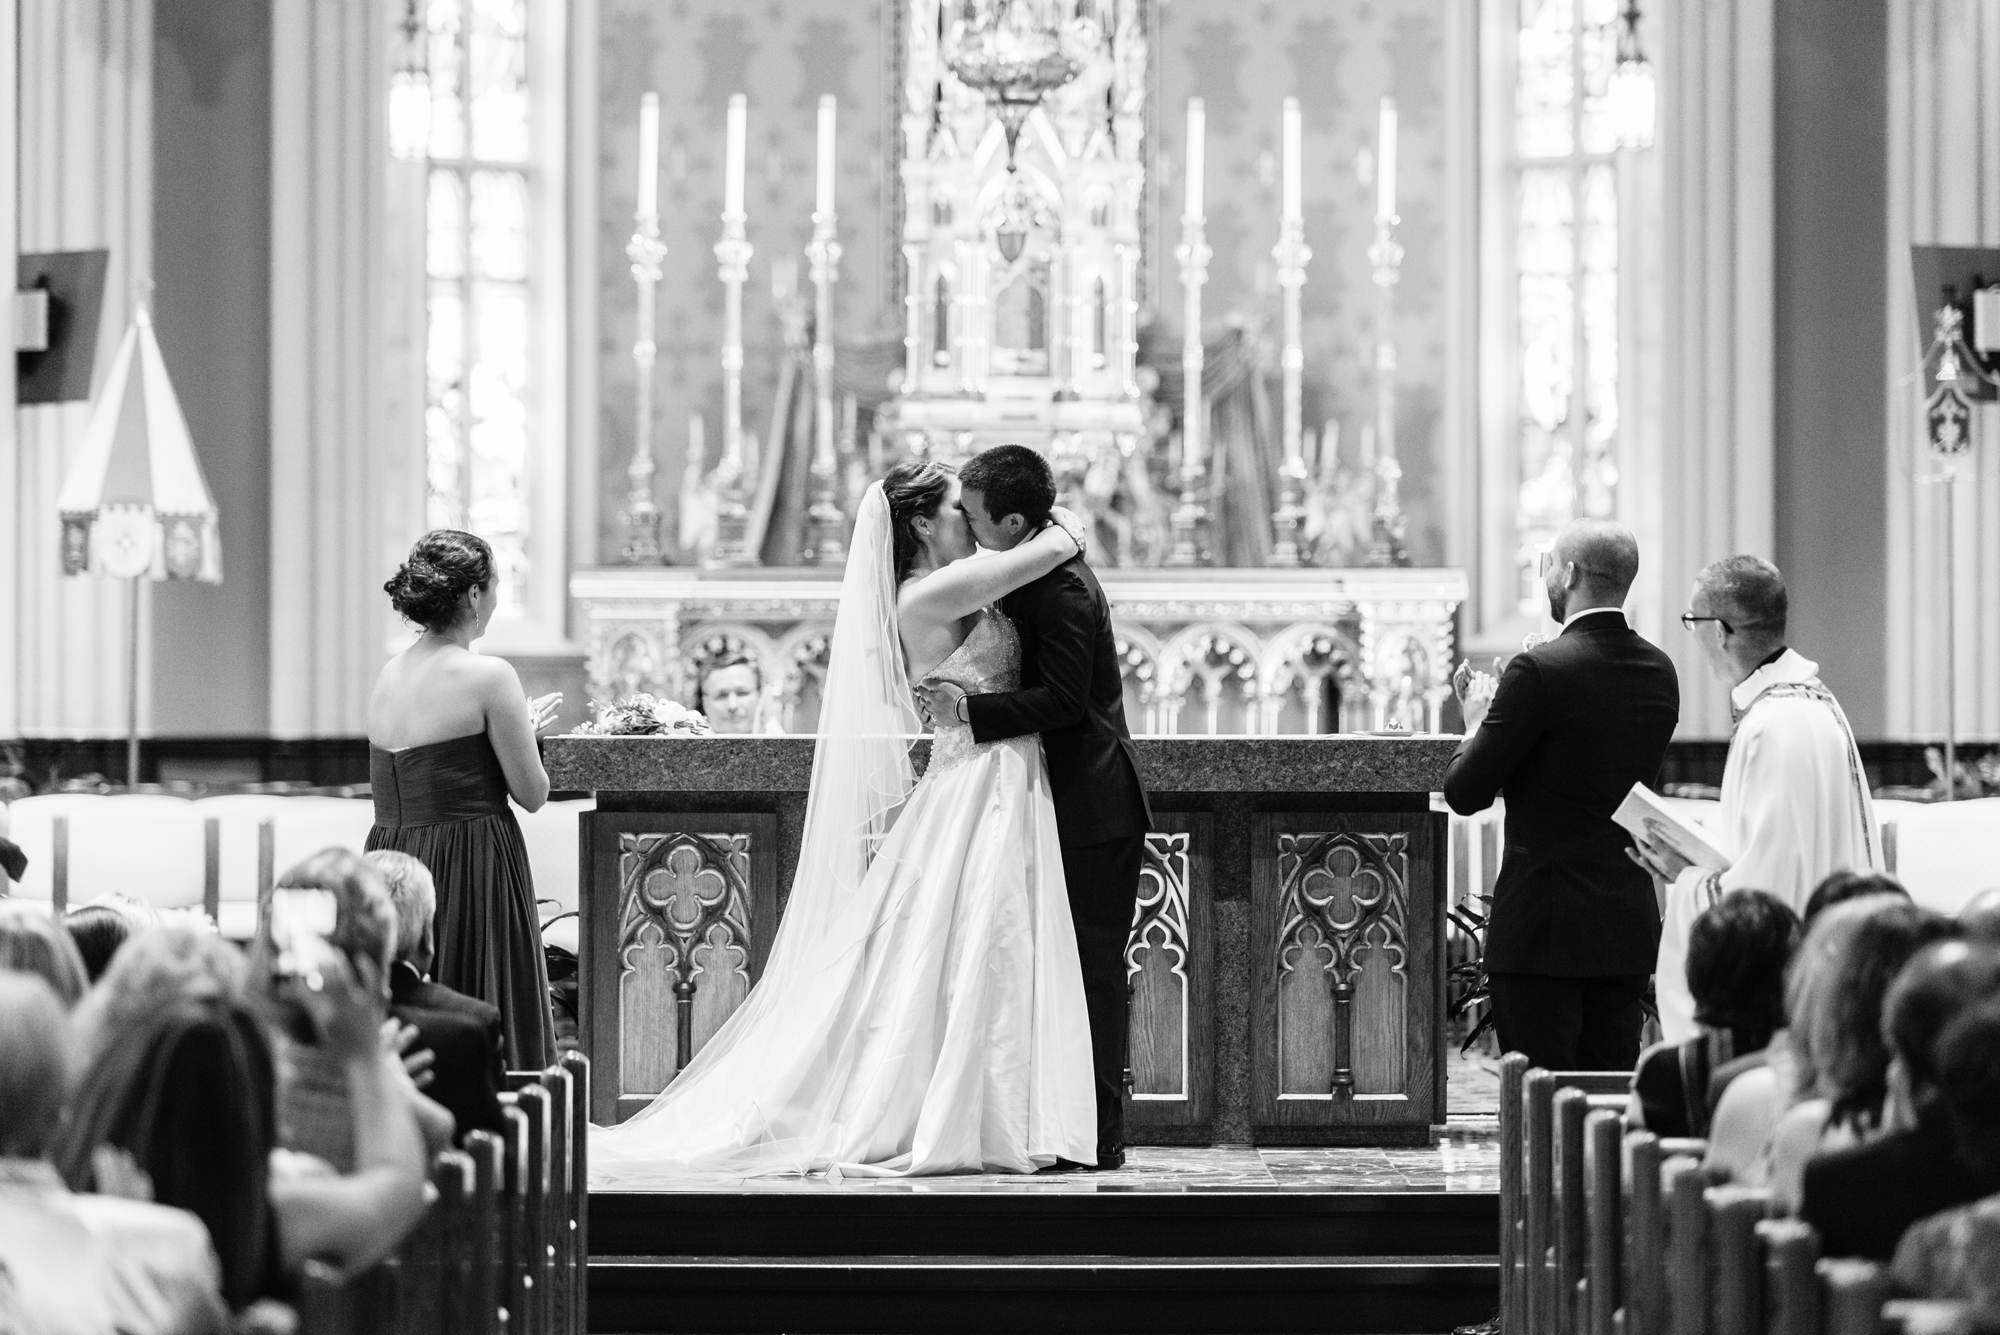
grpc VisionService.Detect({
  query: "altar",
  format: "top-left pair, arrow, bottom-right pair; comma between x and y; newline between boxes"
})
546,732 -> 1457,1147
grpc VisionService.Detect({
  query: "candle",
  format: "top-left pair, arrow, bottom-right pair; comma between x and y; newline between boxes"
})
815,95 -> 837,217
688,411 -> 705,466
724,94 -> 746,217
1375,96 -> 1397,222
1282,97 -> 1302,221
1184,98 -> 1205,221
637,93 -> 659,218
1320,419 -> 1340,481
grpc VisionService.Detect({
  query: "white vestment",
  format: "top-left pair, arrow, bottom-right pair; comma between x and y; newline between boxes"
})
1655,650 -> 1881,1043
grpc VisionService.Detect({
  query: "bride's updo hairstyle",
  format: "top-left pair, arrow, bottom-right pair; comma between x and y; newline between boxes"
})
883,459 -> 955,582
384,529 -> 495,632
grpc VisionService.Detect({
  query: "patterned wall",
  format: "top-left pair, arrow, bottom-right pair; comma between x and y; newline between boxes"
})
595,0 -> 1450,566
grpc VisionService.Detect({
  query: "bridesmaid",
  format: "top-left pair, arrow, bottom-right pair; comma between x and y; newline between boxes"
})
367,530 -> 561,1069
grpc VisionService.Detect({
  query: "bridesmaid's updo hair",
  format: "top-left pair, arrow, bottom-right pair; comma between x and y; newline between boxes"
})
385,530 -> 495,632
883,460 -> 955,583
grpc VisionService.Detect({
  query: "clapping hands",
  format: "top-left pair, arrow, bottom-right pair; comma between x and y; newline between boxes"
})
1452,658 -> 1502,733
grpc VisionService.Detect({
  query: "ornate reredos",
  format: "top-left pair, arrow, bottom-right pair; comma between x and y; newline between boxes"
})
883,1 -> 1159,467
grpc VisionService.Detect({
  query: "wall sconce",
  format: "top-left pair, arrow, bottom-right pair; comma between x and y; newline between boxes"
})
389,0 -> 431,162
1607,0 -> 1657,150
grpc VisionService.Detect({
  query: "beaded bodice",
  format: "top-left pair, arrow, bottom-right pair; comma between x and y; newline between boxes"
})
921,608 -> 1021,773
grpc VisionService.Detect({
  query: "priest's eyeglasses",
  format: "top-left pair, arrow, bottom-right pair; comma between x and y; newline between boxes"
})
1680,613 -> 1733,634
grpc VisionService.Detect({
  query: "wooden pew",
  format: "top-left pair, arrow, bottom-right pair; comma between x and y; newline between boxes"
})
1501,1059 -> 1631,1335
559,1051 -> 591,1335
463,1128 -> 507,1335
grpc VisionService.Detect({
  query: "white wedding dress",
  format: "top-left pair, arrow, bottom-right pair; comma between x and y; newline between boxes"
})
589,488 -> 1097,1184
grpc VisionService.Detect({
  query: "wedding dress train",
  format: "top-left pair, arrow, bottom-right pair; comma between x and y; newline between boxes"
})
589,593 -> 1097,1182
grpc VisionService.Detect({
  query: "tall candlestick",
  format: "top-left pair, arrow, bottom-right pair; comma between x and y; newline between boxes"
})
724,93 -> 746,217
637,93 -> 660,219
1282,96 -> 1302,222
708,93 -> 757,568
1365,157 -> 1408,567
815,95 -> 837,218
1375,96 -> 1397,222
1269,107 -> 1312,567
621,103 -> 668,563
1169,174 -> 1213,568
1183,98 -> 1205,221
804,109 -> 845,566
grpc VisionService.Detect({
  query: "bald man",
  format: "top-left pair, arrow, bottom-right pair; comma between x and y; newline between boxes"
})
1446,519 -> 1681,1071
1639,556 -> 1881,1043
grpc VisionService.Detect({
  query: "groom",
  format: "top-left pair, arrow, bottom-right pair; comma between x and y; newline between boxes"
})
916,444 -> 1154,1170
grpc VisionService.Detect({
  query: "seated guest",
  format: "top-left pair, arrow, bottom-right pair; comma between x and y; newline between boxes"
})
0,972 -> 230,1335
263,848 -> 456,1166
366,849 -> 506,1139
1632,890 -> 1799,1137
55,923 -> 430,1309
1809,954 -> 2000,1261
1706,896 -> 1950,1194
1803,870 -> 1910,929
697,652 -> 780,734
1639,557 -> 1883,1043
1890,995 -> 2000,1315
1960,888 -> 2000,946
0,832 -> 26,883
0,899 -> 89,1006
64,904 -> 137,983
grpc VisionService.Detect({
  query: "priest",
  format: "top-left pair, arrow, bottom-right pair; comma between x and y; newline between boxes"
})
1641,556 -> 1882,1043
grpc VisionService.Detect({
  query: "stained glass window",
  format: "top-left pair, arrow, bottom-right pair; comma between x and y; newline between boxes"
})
1508,0 -> 1622,613
424,0 -> 534,616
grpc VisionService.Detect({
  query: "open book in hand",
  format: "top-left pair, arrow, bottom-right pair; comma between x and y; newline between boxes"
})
1614,784 -> 1731,874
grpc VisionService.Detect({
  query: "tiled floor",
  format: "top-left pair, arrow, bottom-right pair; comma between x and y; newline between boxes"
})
605,1047 -> 1505,1195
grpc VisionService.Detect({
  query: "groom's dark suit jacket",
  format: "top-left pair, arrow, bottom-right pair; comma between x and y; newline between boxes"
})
967,553 -> 1152,846
1443,612 -> 1680,978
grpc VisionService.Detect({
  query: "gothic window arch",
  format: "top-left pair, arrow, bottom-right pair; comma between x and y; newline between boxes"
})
421,0 -> 566,635
1479,0 -> 1639,632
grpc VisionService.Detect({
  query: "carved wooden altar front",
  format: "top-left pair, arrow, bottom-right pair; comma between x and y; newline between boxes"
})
572,566 -> 1466,736
551,734 -> 1453,1146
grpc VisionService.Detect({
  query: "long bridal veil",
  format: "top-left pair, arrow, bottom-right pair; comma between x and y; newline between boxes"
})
590,482 -> 924,1181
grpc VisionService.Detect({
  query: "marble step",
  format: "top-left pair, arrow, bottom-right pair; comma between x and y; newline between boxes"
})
588,1253 -> 1500,1334
589,1186 -> 1498,1259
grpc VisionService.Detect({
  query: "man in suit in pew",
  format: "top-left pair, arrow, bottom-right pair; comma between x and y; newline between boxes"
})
367,849 -> 509,1140
1444,519 -> 1681,1071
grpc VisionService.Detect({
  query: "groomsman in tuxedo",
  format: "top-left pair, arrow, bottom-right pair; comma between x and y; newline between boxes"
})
1445,519 -> 1680,1071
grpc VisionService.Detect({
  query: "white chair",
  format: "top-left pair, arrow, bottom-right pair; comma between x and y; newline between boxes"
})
1872,796 -> 2000,916
515,797 -> 593,922
3,793 -> 208,915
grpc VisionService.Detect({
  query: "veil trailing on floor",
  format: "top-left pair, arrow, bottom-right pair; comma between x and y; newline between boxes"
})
589,482 -> 925,1181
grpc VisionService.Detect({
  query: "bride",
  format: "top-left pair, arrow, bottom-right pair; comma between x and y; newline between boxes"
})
589,460 -> 1098,1181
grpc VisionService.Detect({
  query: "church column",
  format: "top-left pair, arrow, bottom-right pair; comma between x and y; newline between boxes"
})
268,0 -> 406,737
1884,0 -> 2000,741
1656,0 -> 1778,736
7,0 -> 157,738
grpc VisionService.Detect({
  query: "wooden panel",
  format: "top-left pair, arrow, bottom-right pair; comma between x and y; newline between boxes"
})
1251,810 -> 1443,1139
1125,815 -> 1213,1134
581,812 -> 778,1125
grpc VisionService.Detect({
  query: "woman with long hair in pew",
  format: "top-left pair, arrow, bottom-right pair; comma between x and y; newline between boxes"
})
1803,943 -> 2000,1260
54,923 -> 430,1312
1704,896 -> 1954,1201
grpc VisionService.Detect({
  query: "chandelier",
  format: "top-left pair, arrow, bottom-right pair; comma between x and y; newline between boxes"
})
942,0 -> 1098,169
1606,0 -> 1657,150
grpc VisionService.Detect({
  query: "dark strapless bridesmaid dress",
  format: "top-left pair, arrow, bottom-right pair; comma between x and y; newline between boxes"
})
365,732 -> 555,1069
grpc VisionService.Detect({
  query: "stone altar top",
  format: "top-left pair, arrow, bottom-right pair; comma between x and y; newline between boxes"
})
544,733 -> 1458,795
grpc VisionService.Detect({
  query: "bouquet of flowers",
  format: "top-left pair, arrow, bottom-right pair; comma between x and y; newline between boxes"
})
577,693 -> 715,737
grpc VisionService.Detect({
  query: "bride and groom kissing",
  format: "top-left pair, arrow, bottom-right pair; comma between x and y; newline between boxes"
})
590,445 -> 1154,1183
